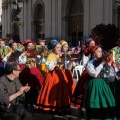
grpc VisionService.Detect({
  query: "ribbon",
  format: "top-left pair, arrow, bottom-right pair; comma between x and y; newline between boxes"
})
2,46 -> 6,56
113,49 -> 120,56
113,49 -> 120,62
106,56 -> 120,70
35,46 -> 38,52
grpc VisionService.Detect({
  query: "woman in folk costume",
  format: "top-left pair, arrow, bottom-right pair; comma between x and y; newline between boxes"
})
36,40 -> 74,117
6,42 -> 25,63
82,37 -> 95,67
60,40 -> 80,69
37,39 -> 49,76
107,38 -> 120,118
71,38 -> 95,111
85,45 -> 116,120
0,39 -> 11,76
19,39 -> 44,108
60,40 -> 72,69
108,38 -> 120,69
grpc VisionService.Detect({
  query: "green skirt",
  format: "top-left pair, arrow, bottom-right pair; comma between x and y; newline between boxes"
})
85,78 -> 116,120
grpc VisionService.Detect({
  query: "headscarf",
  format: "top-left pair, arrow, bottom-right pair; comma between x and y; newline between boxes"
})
84,45 -> 99,56
48,39 -> 59,50
60,40 -> 68,47
89,45 -> 99,55
85,37 -> 94,46
22,39 -> 32,46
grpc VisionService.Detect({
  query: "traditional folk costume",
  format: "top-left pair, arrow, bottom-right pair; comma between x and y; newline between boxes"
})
36,40 -> 74,115
19,40 -> 44,105
107,44 -> 120,118
71,45 -> 93,109
107,38 -> 120,69
0,46 -> 11,76
108,46 -> 120,68
36,46 -> 49,76
85,46 -> 116,120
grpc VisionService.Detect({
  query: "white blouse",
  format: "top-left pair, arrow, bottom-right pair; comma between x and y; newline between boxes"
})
86,60 -> 103,78
82,53 -> 91,67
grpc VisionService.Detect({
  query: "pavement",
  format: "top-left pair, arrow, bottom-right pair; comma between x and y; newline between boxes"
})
32,107 -> 86,120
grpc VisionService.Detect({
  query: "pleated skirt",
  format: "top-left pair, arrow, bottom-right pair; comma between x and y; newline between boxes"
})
36,69 -> 75,115
85,78 -> 116,120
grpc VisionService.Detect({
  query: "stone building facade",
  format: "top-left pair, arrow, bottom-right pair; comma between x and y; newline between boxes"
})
1,0 -> 118,44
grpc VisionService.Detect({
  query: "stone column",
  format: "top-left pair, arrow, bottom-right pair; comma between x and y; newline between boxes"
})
2,7 -> 5,38
23,1 -> 27,41
83,0 -> 112,38
57,0 -> 62,38
51,0 -> 56,38
19,4 -> 24,42
7,1 -> 11,33
27,0 -> 32,39
83,0 -> 90,37
103,0 -> 113,24
45,0 -> 52,38
4,7 -> 7,37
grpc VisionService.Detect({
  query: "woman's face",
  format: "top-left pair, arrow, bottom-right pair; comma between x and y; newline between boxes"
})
54,43 -> 61,54
0,41 -> 5,47
94,47 -> 102,59
27,43 -> 34,50
62,44 -> 68,52
40,41 -> 45,47
12,43 -> 17,50
88,40 -> 95,47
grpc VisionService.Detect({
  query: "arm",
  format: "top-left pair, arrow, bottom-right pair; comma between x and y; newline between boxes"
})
86,62 -> 103,78
0,83 -> 17,105
0,83 -> 30,105
9,85 -> 30,102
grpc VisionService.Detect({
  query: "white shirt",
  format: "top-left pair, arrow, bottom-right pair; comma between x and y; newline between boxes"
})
86,59 -> 103,78
82,53 -> 91,67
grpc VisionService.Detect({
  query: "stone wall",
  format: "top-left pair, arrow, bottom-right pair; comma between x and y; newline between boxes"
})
2,0 -> 115,43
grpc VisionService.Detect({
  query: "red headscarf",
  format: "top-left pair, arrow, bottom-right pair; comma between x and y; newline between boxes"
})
84,45 -> 99,56
22,39 -> 32,46
89,45 -> 99,55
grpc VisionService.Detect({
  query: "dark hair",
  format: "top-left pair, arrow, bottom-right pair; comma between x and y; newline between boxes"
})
5,62 -> 18,75
48,40 -> 59,50
11,42 -> 17,45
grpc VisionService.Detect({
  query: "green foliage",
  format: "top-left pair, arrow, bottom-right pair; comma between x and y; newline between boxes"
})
11,21 -> 24,27
91,24 -> 120,50
116,0 -> 120,6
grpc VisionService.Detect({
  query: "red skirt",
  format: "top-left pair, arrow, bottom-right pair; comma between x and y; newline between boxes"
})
19,67 -> 44,89
71,70 -> 89,108
36,68 -> 75,115
19,66 -> 44,104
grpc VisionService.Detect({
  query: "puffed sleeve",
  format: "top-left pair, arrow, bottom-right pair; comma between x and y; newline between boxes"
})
86,62 -> 103,78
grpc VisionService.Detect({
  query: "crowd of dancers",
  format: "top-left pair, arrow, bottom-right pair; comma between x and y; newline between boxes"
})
0,37 -> 120,120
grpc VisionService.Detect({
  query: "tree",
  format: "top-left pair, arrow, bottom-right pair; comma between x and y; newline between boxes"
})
91,24 -> 120,50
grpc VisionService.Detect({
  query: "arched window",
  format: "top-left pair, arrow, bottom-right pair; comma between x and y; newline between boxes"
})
34,4 -> 45,39
68,0 -> 83,46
